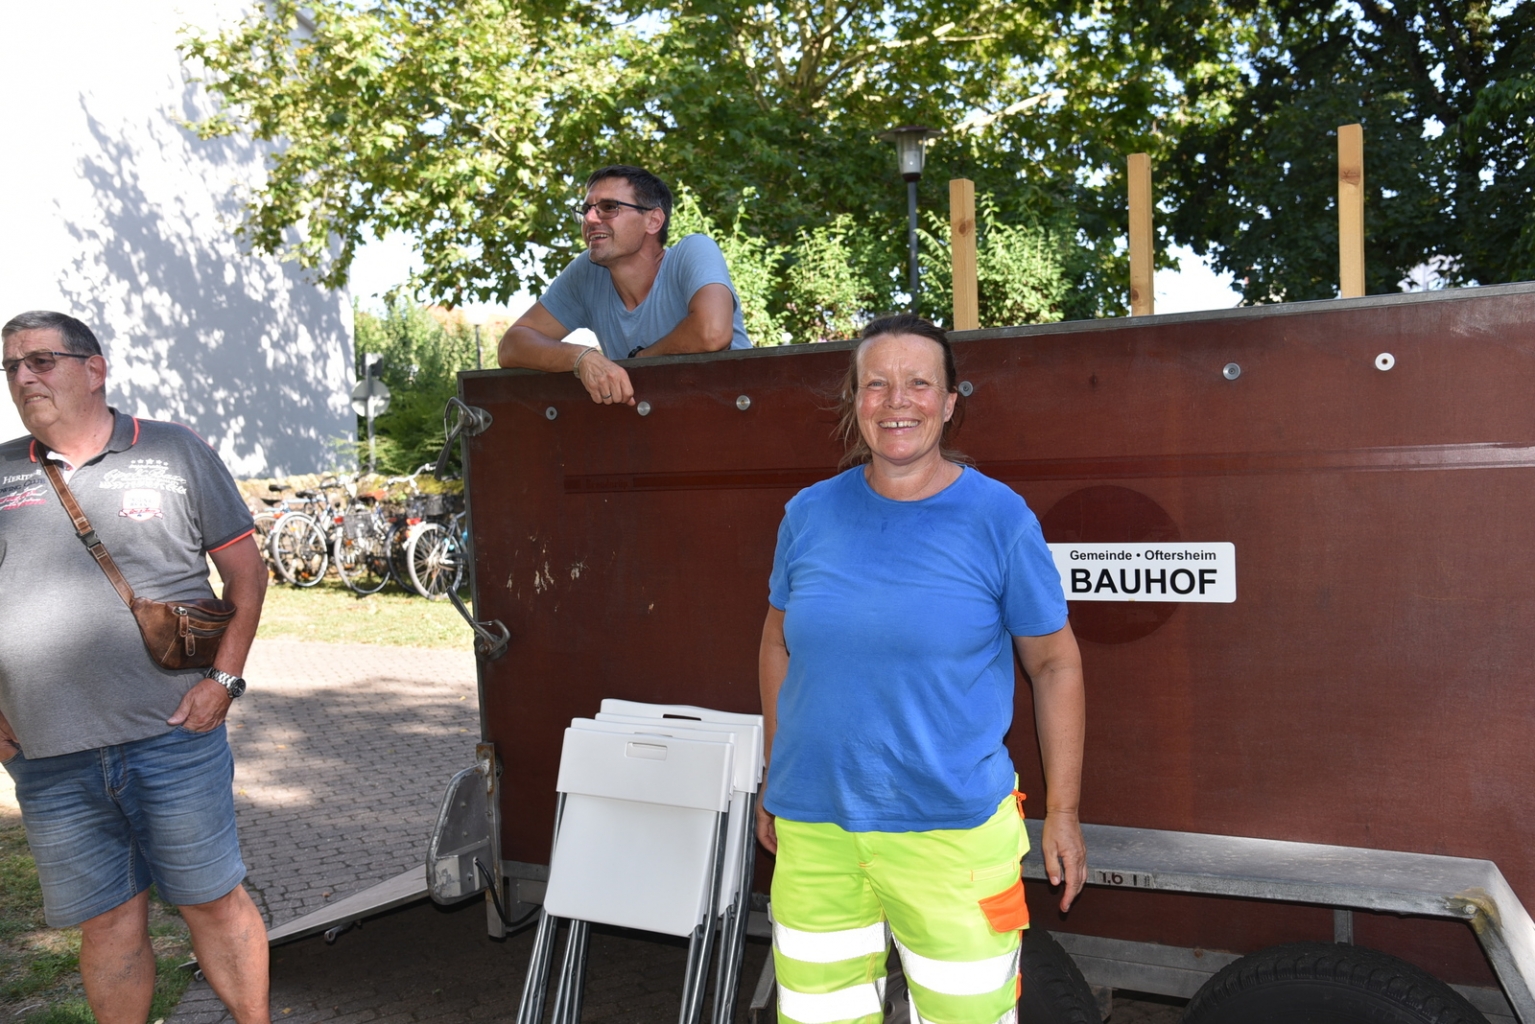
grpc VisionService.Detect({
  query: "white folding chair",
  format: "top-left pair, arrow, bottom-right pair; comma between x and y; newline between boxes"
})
515,721 -> 737,1024
596,701 -> 764,1024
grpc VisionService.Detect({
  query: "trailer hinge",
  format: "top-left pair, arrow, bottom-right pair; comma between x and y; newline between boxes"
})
434,397 -> 493,480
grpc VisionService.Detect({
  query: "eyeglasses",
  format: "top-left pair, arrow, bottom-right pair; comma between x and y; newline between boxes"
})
571,198 -> 656,220
3,350 -> 91,378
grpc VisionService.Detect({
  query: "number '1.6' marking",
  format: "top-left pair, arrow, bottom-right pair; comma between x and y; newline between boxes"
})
1092,869 -> 1157,889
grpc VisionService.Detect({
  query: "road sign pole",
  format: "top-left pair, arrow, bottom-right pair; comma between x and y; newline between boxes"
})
352,354 -> 390,476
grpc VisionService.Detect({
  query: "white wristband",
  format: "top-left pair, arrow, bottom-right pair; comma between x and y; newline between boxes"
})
571,347 -> 596,377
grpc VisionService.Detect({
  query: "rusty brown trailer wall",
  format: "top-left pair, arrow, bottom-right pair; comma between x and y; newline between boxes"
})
460,283 -> 1535,987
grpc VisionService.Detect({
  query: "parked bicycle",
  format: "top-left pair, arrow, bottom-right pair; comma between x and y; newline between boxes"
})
404,508 -> 468,600
333,485 -> 392,595
267,479 -> 345,587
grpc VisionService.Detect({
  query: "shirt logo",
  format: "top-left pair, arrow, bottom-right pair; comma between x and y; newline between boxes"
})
0,484 -> 47,512
119,488 -> 165,521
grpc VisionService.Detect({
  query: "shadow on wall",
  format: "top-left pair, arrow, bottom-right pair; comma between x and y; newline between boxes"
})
58,91 -> 354,477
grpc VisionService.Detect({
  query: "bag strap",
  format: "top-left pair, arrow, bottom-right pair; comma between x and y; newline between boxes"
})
40,460 -> 138,609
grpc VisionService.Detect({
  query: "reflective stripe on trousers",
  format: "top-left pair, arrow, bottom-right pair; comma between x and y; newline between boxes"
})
771,793 -> 1028,1024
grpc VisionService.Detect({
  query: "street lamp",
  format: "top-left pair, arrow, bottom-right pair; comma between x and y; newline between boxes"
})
878,125 -> 940,313
463,308 -> 491,369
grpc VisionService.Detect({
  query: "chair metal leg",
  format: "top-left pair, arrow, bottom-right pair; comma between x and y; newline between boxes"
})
712,792 -> 758,1024
551,919 -> 591,1024
680,810 -> 731,1024
516,908 -> 560,1024
517,793 -> 570,1024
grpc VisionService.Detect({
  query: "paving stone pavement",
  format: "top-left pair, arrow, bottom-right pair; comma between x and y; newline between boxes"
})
155,637 -> 1183,1024
221,639 -> 482,930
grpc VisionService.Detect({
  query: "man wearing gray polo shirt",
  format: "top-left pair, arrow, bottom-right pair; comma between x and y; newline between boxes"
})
0,311 -> 269,1024
497,165 -> 753,406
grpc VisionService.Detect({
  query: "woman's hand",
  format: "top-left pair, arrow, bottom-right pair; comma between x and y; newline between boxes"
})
1041,807 -> 1087,912
756,802 -> 778,854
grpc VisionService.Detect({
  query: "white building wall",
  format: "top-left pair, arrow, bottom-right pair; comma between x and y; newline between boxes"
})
0,0 -> 354,476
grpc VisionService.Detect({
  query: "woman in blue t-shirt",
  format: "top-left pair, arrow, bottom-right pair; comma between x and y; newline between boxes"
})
757,314 -> 1086,1024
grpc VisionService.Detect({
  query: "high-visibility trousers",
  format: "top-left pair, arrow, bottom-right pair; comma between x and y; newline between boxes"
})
770,792 -> 1030,1024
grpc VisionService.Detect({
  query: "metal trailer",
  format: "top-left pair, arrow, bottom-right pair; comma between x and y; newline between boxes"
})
273,283 -> 1535,1024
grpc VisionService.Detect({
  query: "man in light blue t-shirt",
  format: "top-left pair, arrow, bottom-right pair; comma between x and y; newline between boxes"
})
497,165 -> 752,406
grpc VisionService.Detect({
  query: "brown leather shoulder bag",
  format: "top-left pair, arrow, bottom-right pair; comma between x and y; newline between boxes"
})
43,461 -> 235,670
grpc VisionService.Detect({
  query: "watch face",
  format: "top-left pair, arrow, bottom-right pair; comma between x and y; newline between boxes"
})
225,676 -> 246,698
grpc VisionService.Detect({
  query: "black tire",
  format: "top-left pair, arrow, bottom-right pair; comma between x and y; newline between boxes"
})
333,531 -> 390,595
1183,942 -> 1490,1024
1018,928 -> 1099,1024
405,522 -> 466,600
251,510 -> 279,579
270,513 -> 329,587
385,521 -> 413,592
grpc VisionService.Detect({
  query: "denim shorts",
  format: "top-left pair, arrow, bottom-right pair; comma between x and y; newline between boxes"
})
2,725 -> 247,927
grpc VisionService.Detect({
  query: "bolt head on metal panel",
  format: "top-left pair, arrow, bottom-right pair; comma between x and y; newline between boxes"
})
1223,363 -> 1242,380
736,395 -> 752,411
545,406 -> 558,420
958,381 -> 974,396
1376,352 -> 1395,371
637,401 -> 652,417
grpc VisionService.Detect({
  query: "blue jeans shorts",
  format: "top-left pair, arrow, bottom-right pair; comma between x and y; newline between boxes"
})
2,725 -> 247,927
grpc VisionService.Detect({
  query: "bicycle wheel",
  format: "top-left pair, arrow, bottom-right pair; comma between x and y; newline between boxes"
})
333,529 -> 389,595
405,522 -> 466,600
385,520 -> 414,592
252,510 -> 279,579
270,513 -> 329,587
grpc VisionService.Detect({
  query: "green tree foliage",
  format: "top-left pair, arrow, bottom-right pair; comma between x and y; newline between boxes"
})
1165,0 -> 1535,301
182,0 -> 1230,321
919,198 -> 1070,327
184,0 -> 1530,323
671,189 -> 790,343
351,297 -> 478,474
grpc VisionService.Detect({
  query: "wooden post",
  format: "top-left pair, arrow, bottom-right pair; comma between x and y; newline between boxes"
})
1338,123 -> 1365,298
949,179 -> 979,331
1127,153 -> 1153,316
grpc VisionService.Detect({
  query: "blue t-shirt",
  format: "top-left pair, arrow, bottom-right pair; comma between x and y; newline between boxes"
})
764,465 -> 1067,832
538,233 -> 753,359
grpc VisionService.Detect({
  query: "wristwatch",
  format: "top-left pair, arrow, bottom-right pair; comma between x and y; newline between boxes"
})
628,345 -> 646,359
204,668 -> 247,699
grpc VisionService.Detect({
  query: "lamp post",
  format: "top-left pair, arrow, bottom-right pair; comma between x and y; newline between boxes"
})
464,308 -> 491,369
878,125 -> 940,313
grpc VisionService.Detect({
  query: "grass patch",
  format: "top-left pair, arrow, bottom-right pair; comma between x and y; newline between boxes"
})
0,814 -> 194,1024
255,577 -> 472,650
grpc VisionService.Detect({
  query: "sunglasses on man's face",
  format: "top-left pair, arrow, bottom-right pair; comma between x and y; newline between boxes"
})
572,198 -> 656,220
2,351 -> 91,378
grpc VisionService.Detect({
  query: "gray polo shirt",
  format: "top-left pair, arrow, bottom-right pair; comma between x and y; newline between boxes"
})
539,233 -> 754,358
0,412 -> 254,759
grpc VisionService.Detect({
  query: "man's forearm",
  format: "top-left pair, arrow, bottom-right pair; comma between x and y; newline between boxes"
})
634,284 -> 735,357
638,318 -> 731,357
498,326 -> 588,371
214,582 -> 263,679
210,539 -> 268,679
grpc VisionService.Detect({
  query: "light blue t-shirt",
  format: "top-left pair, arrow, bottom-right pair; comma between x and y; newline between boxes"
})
538,233 -> 753,359
764,465 -> 1068,832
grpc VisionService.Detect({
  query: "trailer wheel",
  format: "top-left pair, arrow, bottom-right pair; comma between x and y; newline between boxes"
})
1018,928 -> 1099,1024
1183,942 -> 1490,1024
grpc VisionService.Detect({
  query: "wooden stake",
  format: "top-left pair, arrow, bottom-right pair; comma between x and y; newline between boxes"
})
1127,153 -> 1153,316
949,179 -> 979,331
1338,123 -> 1365,298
